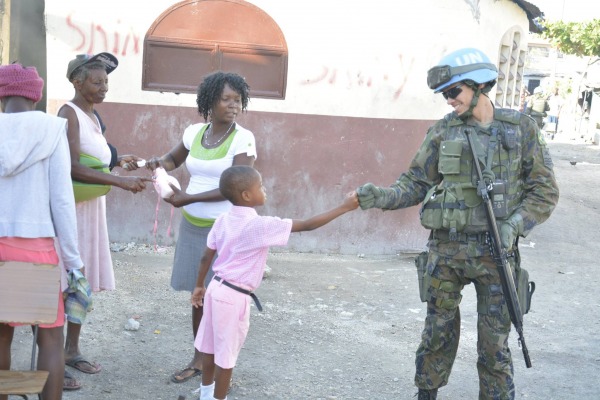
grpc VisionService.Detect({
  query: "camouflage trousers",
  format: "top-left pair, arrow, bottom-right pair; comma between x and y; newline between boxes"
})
414,251 -> 516,400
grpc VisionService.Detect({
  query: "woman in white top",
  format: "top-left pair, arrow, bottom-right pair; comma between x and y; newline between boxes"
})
146,71 -> 256,384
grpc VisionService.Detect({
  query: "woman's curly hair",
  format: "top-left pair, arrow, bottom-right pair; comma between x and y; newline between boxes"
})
196,71 -> 250,121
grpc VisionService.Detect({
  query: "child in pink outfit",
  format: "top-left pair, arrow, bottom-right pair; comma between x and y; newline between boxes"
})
191,165 -> 358,400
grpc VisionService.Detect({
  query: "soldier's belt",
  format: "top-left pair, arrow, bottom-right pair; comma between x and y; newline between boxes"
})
431,230 -> 488,244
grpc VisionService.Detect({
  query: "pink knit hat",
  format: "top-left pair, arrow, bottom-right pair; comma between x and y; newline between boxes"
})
0,63 -> 44,102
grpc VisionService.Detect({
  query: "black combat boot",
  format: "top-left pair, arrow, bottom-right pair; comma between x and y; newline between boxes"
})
417,388 -> 438,400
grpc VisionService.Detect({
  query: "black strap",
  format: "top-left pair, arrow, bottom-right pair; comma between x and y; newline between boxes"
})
214,276 -> 263,312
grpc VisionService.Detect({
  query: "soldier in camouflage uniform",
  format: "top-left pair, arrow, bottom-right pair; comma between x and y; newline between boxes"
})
524,86 -> 550,129
356,48 -> 559,400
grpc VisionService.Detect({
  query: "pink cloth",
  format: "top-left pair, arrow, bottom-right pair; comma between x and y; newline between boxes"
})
195,281 -> 250,369
208,206 -> 292,291
60,102 -> 114,292
0,238 -> 65,328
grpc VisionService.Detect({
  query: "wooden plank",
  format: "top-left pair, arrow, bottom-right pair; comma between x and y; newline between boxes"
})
0,262 -> 60,324
0,370 -> 48,395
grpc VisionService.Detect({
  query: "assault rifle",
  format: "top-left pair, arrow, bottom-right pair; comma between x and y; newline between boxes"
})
465,129 -> 532,368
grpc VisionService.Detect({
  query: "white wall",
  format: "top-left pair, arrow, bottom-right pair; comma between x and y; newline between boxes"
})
46,0 -> 529,119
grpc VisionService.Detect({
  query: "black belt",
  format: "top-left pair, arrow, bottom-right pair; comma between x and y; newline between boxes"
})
214,276 -> 263,312
431,230 -> 489,244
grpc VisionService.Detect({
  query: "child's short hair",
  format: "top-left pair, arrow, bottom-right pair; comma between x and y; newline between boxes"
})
220,165 -> 260,203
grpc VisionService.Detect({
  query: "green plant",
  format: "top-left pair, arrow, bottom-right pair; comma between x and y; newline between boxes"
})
539,19 -> 600,59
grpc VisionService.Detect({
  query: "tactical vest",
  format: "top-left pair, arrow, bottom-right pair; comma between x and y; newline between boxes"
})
528,95 -> 549,116
420,109 -> 524,234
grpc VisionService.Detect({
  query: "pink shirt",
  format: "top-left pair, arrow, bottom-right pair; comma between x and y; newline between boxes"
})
208,206 -> 292,291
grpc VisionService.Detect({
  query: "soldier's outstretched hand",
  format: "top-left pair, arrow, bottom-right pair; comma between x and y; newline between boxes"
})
356,183 -> 384,210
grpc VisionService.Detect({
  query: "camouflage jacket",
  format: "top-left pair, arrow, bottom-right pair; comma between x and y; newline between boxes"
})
379,108 -> 559,239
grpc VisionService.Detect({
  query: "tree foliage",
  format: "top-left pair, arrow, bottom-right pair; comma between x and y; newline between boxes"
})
539,19 -> 600,59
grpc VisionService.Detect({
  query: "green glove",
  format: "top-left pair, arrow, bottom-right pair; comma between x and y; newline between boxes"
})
356,183 -> 387,210
499,214 -> 524,249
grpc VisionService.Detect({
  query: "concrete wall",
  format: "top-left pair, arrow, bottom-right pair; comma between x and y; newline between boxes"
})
1,0 -> 47,109
45,0 -> 530,254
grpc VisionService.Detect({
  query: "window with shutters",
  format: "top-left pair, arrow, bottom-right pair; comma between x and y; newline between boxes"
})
142,0 -> 288,99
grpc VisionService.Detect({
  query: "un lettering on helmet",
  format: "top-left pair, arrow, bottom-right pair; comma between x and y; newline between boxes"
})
451,50 -> 487,67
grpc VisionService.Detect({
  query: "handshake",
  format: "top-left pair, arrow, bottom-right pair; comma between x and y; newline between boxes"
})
355,183 -> 393,210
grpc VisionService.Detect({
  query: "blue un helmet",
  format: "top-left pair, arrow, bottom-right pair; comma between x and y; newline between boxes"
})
427,47 -> 498,93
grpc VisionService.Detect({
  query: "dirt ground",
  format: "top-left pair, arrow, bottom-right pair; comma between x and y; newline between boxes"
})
8,132 -> 600,399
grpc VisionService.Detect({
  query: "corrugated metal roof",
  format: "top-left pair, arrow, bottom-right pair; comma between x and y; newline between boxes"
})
511,0 -> 544,33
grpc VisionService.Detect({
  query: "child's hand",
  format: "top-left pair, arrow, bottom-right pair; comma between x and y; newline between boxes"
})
191,286 -> 206,308
342,191 -> 359,211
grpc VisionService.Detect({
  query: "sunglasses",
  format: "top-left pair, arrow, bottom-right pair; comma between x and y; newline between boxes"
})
442,84 -> 464,100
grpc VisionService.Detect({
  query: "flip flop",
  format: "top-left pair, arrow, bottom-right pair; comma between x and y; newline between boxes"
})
65,354 -> 102,374
170,366 -> 202,383
64,370 -> 82,391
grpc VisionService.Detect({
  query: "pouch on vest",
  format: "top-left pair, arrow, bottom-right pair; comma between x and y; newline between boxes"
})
438,140 -> 463,175
415,251 -> 430,302
419,186 -> 444,230
420,185 -> 481,232
441,186 -> 467,232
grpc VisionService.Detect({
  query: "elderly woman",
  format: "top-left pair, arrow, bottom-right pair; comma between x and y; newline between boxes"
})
58,52 -> 151,388
0,64 -> 84,400
146,71 -> 257,384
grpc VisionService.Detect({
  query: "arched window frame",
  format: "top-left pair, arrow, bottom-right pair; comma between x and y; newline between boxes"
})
142,0 -> 288,99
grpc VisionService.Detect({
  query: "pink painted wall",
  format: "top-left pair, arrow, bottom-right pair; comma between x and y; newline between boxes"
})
44,0 -> 533,255
50,100 -> 433,255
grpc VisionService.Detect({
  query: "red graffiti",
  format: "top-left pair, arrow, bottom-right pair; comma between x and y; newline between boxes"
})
66,15 -> 140,56
393,54 -> 416,100
87,24 -> 108,54
302,54 -> 416,100
66,15 -> 85,50
304,66 -> 328,84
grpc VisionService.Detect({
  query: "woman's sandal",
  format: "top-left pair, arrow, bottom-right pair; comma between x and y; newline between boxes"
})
63,370 -> 82,391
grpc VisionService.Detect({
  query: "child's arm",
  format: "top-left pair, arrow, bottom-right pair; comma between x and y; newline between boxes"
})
191,247 -> 217,308
291,191 -> 358,233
